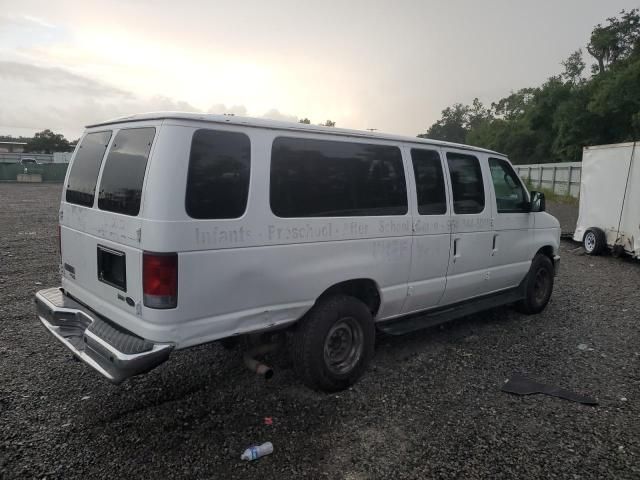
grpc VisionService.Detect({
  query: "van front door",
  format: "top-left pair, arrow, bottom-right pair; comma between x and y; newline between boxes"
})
402,148 -> 451,313
487,157 -> 534,291
439,150 -> 494,305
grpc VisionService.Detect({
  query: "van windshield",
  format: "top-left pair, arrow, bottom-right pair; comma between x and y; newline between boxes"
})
65,131 -> 112,207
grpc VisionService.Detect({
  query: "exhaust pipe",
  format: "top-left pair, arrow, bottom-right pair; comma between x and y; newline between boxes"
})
243,343 -> 279,380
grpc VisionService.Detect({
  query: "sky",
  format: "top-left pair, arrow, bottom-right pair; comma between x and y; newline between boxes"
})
0,0 -> 638,140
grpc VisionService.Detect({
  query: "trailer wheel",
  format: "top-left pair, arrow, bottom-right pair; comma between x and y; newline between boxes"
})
515,254 -> 554,315
293,295 -> 375,392
583,228 -> 606,255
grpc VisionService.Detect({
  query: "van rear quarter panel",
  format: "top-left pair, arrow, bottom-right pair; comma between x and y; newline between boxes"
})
142,124 -> 413,348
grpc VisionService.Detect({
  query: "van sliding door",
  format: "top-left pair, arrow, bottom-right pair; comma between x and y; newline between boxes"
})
439,149 -> 494,305
402,148 -> 451,313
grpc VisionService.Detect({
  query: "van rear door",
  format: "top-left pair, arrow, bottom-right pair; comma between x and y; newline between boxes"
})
60,126 -> 157,326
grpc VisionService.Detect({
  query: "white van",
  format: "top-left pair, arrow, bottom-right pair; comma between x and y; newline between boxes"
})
36,113 -> 560,391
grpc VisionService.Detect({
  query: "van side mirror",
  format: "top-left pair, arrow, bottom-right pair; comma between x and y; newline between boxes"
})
530,191 -> 546,212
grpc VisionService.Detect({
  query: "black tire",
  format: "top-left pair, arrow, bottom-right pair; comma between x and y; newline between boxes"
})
583,228 -> 606,256
293,295 -> 375,392
515,254 -> 554,315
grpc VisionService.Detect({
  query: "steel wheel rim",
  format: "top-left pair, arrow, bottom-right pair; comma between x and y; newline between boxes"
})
584,232 -> 596,252
533,267 -> 550,303
323,317 -> 363,375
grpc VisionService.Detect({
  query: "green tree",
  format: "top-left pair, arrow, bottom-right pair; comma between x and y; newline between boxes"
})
26,129 -> 71,153
588,55 -> 640,139
561,50 -> 586,85
421,9 -> 640,164
491,88 -> 535,121
587,9 -> 640,74
299,118 -> 311,124
320,120 -> 336,127
419,103 -> 470,143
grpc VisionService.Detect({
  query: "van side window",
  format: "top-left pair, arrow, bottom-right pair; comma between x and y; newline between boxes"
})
185,129 -> 251,219
489,157 -> 528,213
98,127 -> 155,216
65,131 -> 112,207
270,137 -> 407,217
446,152 -> 485,214
410,149 -> 447,215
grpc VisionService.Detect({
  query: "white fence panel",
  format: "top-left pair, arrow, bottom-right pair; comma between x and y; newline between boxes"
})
514,162 -> 581,198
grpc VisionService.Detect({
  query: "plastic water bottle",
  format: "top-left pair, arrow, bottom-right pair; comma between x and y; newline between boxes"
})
241,442 -> 273,461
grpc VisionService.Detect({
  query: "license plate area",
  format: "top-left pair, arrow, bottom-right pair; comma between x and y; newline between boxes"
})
97,245 -> 127,291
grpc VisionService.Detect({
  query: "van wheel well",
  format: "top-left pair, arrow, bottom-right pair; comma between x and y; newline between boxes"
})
317,279 -> 381,317
536,245 -> 554,261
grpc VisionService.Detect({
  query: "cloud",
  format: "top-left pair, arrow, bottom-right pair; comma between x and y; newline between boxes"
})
0,60 -> 304,138
0,61 -> 200,137
0,61 -> 127,97
0,13 -> 51,29
0,13 -> 68,50
207,105 -> 299,124
207,104 -> 248,116
12,14 -> 56,29
261,108 -> 298,123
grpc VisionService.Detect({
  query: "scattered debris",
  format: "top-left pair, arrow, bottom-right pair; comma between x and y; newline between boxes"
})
263,417 -> 273,426
502,373 -> 597,405
80,396 -> 90,401
621,397 -> 628,402
241,442 -> 274,461
35,281 -> 42,286
577,343 -> 594,351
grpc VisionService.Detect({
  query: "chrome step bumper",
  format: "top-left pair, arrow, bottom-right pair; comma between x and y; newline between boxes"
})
35,287 -> 173,384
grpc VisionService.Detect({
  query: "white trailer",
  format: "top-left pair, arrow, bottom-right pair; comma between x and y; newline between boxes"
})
574,141 -> 640,258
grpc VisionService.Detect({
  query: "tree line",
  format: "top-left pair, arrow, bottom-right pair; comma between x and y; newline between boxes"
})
419,9 -> 640,164
0,129 -> 76,154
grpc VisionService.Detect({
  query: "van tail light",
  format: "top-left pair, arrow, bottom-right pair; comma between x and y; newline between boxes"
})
143,252 -> 178,309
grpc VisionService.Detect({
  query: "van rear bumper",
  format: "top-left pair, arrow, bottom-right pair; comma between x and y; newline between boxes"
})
35,287 -> 173,384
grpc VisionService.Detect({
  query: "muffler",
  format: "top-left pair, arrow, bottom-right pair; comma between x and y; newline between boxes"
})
243,343 -> 279,380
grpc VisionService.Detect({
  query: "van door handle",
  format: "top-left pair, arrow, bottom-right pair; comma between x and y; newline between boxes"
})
453,238 -> 461,262
492,234 -> 499,255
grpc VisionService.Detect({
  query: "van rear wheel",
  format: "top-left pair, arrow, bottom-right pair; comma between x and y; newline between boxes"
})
515,254 -> 554,315
293,295 -> 375,392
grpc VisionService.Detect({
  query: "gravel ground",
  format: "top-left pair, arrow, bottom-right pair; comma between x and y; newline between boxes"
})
1,183 -> 638,480
546,202 -> 579,236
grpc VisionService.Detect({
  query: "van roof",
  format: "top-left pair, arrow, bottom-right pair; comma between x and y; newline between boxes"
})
86,111 -> 503,156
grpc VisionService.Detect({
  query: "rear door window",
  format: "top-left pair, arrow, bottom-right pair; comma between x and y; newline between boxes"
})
185,129 -> 251,219
98,127 -> 155,216
410,149 -> 447,215
65,131 -> 112,207
446,152 -> 485,214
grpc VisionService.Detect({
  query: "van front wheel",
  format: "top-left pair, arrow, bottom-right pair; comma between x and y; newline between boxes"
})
515,254 -> 554,315
293,295 -> 375,392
